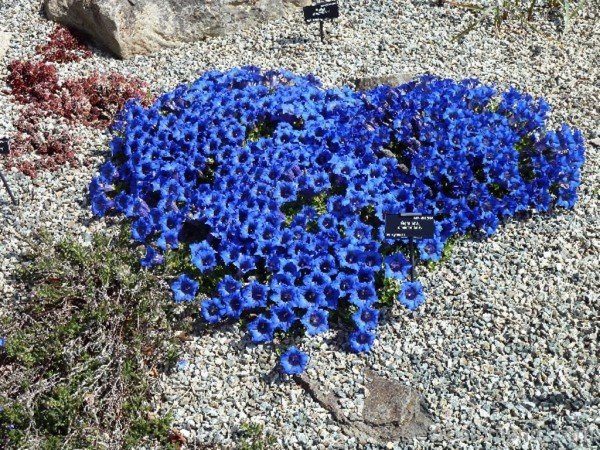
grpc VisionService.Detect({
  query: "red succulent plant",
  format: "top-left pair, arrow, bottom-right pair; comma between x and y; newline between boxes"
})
2,26 -> 152,178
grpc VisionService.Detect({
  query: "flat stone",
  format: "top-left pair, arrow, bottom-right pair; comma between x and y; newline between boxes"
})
362,372 -> 433,441
43,0 -> 311,59
353,74 -> 415,90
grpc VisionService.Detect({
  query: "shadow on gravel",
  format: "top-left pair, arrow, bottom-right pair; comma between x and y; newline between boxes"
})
275,36 -> 310,46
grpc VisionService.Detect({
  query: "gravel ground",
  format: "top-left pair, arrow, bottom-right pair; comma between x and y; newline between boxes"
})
1,1 -> 598,448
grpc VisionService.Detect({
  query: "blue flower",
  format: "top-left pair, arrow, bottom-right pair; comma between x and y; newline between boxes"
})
223,292 -> 245,319
398,281 -> 426,311
218,275 -> 241,297
385,253 -> 411,280
315,255 -> 336,275
272,304 -> 297,331
335,273 -> 357,296
299,285 -> 325,309
190,241 -> 218,272
352,306 -> 379,331
243,281 -> 269,308
140,246 -> 164,268
280,346 -> 309,375
301,308 -> 329,336
322,283 -> 340,309
349,329 -> 376,353
349,283 -> 377,306
132,216 -> 153,242
418,239 -> 444,262
90,191 -> 114,217
171,274 -> 199,303
248,314 -> 276,343
201,298 -> 225,324
89,67 -> 585,375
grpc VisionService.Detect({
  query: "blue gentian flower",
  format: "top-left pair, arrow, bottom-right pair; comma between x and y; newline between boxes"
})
272,304 -> 297,331
248,315 -> 276,343
398,281 -> 426,311
140,246 -> 164,268
171,274 -> 199,303
223,292 -> 245,319
218,275 -> 241,297
280,346 -> 309,375
190,241 -> 218,272
201,298 -> 225,324
385,253 -> 411,280
301,308 -> 329,336
132,216 -> 153,242
349,329 -> 376,353
352,307 -> 379,331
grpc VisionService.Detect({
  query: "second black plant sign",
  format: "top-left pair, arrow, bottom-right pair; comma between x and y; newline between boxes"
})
303,1 -> 339,42
385,213 -> 435,282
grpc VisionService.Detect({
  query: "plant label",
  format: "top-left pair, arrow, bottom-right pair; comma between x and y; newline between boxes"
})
384,213 -> 435,240
303,1 -> 339,23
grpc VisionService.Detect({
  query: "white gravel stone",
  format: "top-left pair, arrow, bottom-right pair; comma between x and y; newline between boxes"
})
1,1 -> 598,449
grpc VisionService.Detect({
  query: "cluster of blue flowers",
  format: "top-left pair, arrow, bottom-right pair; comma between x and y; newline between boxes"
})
90,67 -> 585,375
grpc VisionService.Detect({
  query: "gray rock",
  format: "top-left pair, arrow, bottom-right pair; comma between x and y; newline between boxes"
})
296,371 -> 432,444
43,0 -> 311,58
363,372 -> 433,441
353,73 -> 415,90
589,137 -> 600,147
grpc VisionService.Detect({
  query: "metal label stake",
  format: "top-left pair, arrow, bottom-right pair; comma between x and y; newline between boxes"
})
303,1 -> 339,43
384,213 -> 435,282
0,138 -> 18,206
409,236 -> 415,282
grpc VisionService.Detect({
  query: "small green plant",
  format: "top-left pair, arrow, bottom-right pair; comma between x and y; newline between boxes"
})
0,227 -> 189,449
236,423 -> 277,450
451,0 -> 588,41
377,277 -> 402,307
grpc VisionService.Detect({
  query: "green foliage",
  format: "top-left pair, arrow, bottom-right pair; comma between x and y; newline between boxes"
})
0,227 -> 187,449
246,120 -> 278,142
377,277 -> 402,307
281,186 -> 346,227
516,136 -> 537,182
488,182 -> 510,199
452,0 -> 587,41
164,243 -> 237,297
426,234 -> 466,271
236,423 -> 276,450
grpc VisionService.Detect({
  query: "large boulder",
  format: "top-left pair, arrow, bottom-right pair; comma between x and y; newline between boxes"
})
44,0 -> 311,59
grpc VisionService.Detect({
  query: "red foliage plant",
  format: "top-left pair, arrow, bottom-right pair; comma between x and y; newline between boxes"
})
3,27 -> 153,177
7,60 -> 59,104
7,61 -> 151,128
60,72 -> 151,128
36,25 -> 93,63
5,107 -> 78,178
